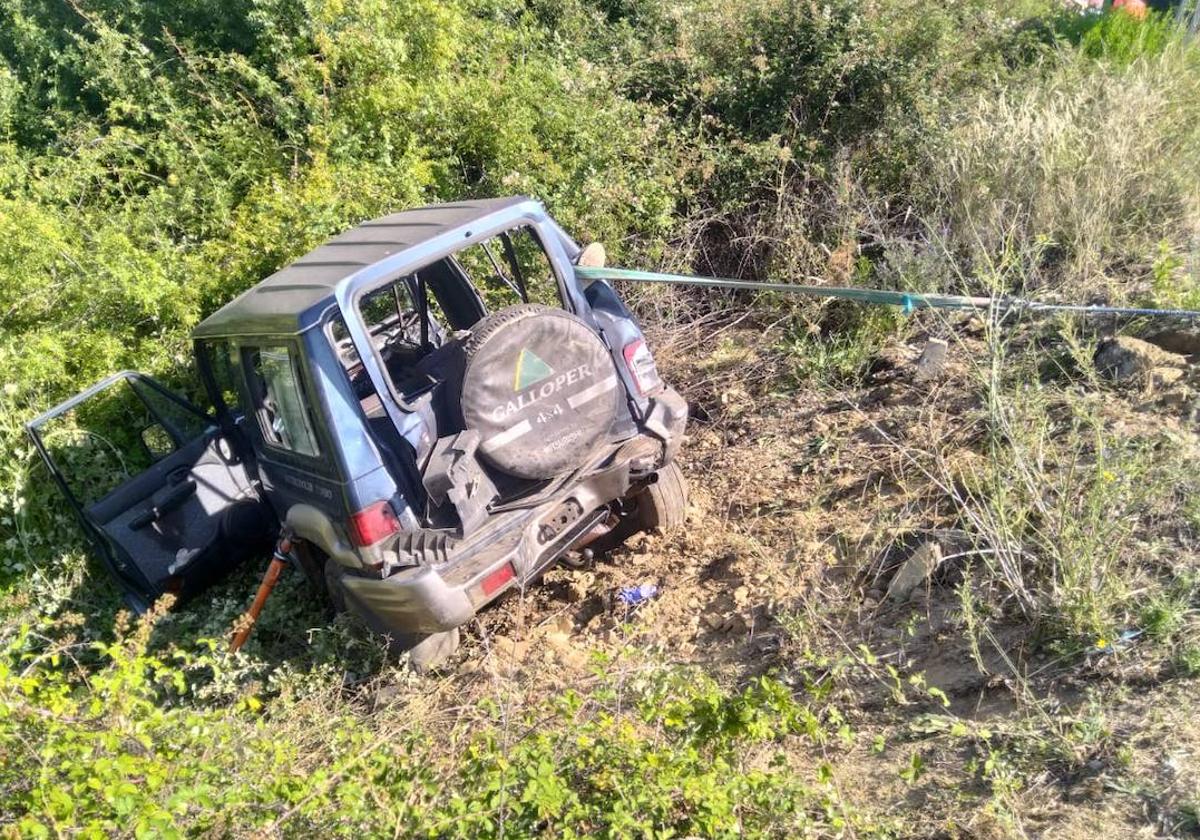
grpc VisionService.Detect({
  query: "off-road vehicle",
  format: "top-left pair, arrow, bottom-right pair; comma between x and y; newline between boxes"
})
28,196 -> 688,664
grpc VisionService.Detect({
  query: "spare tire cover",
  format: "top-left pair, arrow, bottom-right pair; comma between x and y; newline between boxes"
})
460,304 -> 621,479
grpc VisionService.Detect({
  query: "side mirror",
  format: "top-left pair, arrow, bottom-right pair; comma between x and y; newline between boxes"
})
140,423 -> 175,461
576,242 -> 607,268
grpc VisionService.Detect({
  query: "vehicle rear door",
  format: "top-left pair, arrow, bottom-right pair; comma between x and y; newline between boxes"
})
26,371 -> 276,612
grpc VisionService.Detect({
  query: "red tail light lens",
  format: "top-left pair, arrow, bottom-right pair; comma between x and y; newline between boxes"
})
622,338 -> 662,396
348,500 -> 400,546
481,562 -> 515,596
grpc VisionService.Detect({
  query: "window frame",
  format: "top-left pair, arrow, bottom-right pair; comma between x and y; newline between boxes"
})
336,208 -> 582,442
448,225 -> 563,312
240,342 -> 324,459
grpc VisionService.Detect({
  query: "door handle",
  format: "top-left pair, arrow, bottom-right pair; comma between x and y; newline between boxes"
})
129,478 -> 197,530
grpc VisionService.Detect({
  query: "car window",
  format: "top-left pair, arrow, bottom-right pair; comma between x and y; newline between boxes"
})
243,346 -> 321,457
452,225 -> 560,311
350,274 -> 448,353
36,377 -> 205,507
128,377 -> 210,443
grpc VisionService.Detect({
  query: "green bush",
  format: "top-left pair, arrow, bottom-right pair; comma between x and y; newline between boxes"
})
0,610 -> 868,837
1080,7 -> 1180,63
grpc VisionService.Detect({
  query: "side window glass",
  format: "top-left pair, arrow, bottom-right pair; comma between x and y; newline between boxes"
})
129,379 -> 210,444
243,346 -> 321,457
452,226 -> 560,311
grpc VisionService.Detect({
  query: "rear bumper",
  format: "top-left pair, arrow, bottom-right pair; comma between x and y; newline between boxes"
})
333,389 -> 688,636
642,386 -> 688,466
333,457 -> 628,634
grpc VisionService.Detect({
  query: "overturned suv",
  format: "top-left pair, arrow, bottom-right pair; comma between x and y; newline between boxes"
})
28,197 -> 687,664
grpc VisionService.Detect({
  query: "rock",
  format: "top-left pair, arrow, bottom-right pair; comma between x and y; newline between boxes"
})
1150,366 -> 1185,388
576,241 -> 607,268
732,585 -> 750,606
491,635 -> 528,661
914,338 -> 949,381
1094,336 -> 1187,384
1160,387 -> 1195,409
1144,328 -> 1200,357
550,613 -> 573,636
373,683 -> 402,707
567,572 -> 594,603
545,630 -> 572,652
870,343 -> 919,374
863,385 -> 899,407
886,541 -> 944,602
724,612 -> 749,634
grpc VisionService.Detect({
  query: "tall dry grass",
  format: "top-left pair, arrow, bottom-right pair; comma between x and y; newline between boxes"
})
928,39 -> 1200,298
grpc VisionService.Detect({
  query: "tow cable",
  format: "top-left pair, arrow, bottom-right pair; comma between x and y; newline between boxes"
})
575,265 -> 1200,320
230,528 -> 298,653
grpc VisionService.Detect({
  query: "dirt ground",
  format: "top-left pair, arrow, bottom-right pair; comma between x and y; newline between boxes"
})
427,312 -> 1200,838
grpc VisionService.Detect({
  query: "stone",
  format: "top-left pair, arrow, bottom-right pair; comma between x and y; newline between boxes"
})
545,631 -> 572,652
567,572 -> 594,603
1150,366 -> 1185,388
551,612 -> 573,636
373,683 -> 401,706
886,541 -> 944,602
576,242 -> 607,268
724,612 -> 749,634
914,338 -> 949,381
1094,336 -> 1187,383
1144,328 -> 1200,357
491,635 -> 528,661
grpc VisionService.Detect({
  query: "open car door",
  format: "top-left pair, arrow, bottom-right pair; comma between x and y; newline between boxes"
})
26,371 -> 276,612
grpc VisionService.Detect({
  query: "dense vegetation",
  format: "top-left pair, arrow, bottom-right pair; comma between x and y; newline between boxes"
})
3,0 -> 1199,835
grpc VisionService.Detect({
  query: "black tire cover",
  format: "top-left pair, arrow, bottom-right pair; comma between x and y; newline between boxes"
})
460,304 -> 621,479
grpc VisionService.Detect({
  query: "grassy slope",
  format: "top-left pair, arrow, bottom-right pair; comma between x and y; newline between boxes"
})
3,1 -> 1200,836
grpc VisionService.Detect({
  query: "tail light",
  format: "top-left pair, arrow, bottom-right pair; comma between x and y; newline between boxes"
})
622,338 -> 663,396
348,500 -> 400,546
480,562 -> 515,597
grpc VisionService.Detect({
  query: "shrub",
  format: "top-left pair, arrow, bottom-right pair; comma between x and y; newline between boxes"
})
0,611 -> 868,837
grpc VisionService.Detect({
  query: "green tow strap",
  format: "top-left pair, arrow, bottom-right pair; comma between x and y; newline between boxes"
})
575,265 -> 1200,320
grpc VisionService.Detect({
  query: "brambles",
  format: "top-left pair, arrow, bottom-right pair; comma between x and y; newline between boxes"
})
0,610 -> 865,837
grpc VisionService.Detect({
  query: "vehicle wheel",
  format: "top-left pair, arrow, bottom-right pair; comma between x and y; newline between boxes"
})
458,304 -> 622,479
637,461 -> 688,532
390,627 -> 461,672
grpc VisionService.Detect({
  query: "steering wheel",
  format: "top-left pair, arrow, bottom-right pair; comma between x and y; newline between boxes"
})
381,308 -> 426,351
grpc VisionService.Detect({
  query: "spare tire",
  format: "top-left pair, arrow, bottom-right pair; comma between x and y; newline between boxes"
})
460,304 -> 621,479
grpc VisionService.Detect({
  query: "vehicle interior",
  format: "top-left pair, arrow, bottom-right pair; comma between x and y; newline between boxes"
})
330,227 -> 560,428
328,226 -> 567,523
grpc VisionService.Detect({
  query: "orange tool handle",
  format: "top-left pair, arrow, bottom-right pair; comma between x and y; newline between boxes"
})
230,536 -> 293,652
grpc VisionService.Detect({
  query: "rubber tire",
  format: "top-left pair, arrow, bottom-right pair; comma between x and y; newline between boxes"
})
459,303 -> 620,480
394,627 -> 460,672
637,461 -> 688,532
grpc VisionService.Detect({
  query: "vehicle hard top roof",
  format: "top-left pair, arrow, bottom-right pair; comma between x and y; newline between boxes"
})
193,195 -> 537,339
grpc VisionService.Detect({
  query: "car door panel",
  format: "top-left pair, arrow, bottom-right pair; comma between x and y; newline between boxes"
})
26,371 -> 276,610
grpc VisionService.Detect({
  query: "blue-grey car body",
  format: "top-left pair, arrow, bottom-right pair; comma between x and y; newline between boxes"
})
28,196 -> 688,639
